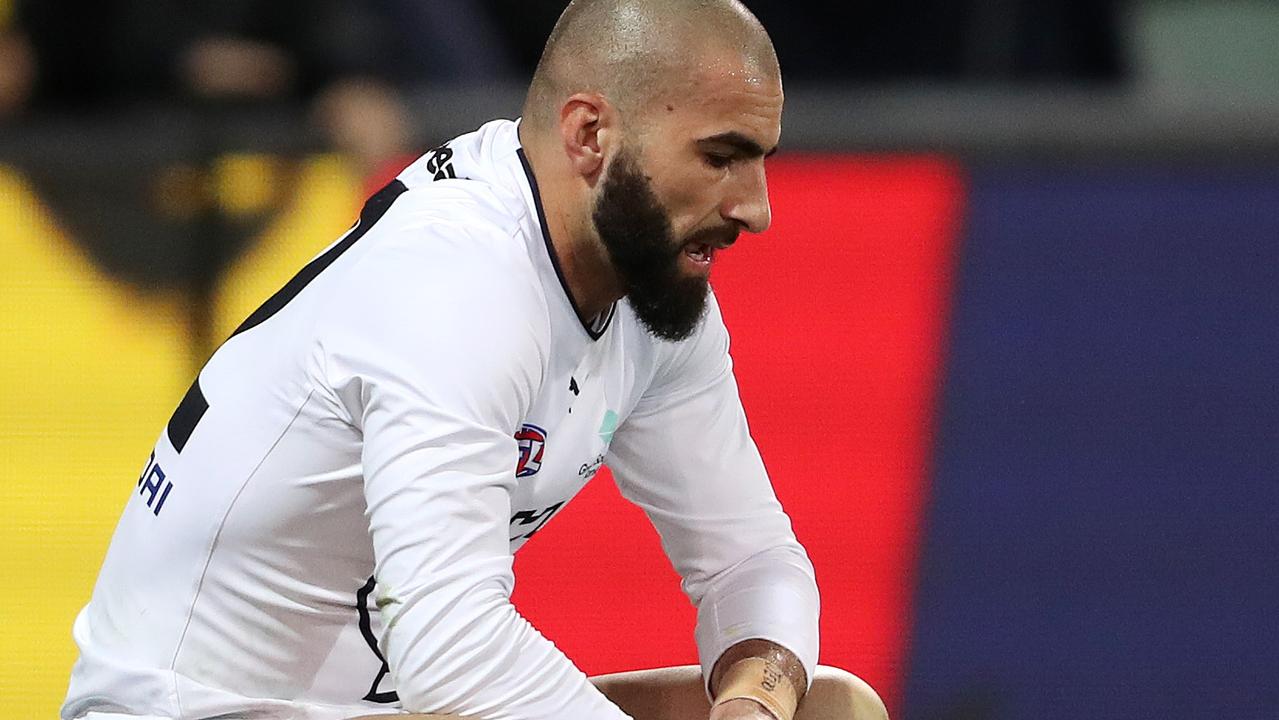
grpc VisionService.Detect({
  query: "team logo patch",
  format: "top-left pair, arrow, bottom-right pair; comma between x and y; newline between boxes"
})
598,410 -> 619,445
515,424 -> 548,478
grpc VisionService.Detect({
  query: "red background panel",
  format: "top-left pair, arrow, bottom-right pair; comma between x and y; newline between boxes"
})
512,155 -> 965,713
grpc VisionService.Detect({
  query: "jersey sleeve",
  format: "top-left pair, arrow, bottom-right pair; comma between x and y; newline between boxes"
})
318,213 -> 631,719
604,295 -> 820,693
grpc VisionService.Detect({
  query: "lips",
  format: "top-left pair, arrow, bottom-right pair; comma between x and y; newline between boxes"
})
683,242 -> 715,265
680,225 -> 741,273
680,227 -> 738,269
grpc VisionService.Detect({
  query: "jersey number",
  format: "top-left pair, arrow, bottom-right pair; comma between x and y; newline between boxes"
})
357,575 -> 400,703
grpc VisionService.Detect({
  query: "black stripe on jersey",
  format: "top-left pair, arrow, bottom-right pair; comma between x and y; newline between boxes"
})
356,575 -> 400,703
516,147 -> 615,342
166,377 -> 208,453
229,179 -> 409,339
162,180 -> 407,456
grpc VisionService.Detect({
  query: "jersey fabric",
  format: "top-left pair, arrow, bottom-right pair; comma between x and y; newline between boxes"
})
62,119 -> 819,720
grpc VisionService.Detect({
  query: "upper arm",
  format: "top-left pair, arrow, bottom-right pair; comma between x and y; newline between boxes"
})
316,219 -> 553,701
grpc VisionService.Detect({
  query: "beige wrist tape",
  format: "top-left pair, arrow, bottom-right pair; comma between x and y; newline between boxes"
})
712,657 -> 799,720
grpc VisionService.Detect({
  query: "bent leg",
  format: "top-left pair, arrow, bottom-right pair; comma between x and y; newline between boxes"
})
801,666 -> 890,720
347,664 -> 887,720
592,664 -> 889,720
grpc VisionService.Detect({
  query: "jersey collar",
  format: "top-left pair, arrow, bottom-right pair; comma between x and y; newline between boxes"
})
515,145 -> 616,342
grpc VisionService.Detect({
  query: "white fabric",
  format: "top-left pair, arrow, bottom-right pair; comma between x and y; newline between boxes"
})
62,119 -> 818,720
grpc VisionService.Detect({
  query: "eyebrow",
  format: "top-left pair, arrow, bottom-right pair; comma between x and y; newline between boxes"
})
700,132 -> 779,159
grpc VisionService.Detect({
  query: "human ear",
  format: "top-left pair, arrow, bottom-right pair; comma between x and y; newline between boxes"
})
559,93 -> 616,181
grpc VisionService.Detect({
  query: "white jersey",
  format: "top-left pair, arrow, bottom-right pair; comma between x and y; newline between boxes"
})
63,119 -> 819,720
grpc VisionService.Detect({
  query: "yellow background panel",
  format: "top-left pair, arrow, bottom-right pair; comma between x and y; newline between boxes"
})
0,166 -> 191,716
213,155 -> 363,343
1,155 -> 364,717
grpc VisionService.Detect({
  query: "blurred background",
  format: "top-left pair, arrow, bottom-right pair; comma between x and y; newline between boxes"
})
2,0 -> 1276,718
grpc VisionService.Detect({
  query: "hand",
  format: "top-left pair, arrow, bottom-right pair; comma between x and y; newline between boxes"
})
709,697 -> 778,720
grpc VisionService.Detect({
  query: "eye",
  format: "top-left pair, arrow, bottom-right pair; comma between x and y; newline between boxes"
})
703,151 -> 733,169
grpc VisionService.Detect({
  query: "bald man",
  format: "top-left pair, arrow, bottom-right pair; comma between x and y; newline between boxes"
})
62,2 -> 886,719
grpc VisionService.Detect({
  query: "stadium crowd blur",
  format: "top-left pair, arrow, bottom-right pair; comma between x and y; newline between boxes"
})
0,0 -> 1123,353
1,0 -> 1124,172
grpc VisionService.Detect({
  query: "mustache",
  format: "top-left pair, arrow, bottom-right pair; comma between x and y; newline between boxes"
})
680,225 -> 740,251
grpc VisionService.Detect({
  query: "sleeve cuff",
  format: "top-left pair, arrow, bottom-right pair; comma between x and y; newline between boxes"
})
694,552 -> 820,697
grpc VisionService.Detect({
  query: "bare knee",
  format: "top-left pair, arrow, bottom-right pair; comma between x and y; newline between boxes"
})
799,666 -> 889,720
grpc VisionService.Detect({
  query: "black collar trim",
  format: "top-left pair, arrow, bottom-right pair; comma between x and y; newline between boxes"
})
516,147 -> 615,341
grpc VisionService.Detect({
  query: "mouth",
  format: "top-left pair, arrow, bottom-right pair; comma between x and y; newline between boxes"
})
679,229 -> 737,274
682,241 -> 716,268
680,241 -> 721,276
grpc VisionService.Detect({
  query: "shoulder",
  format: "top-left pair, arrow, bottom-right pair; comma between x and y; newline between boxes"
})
385,179 -> 527,259
338,181 -> 544,319
315,186 -> 551,388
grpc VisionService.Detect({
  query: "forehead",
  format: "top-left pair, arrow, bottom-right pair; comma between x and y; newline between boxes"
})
655,50 -> 783,147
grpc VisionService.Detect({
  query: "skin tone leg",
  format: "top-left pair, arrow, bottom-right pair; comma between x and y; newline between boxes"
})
346,664 -> 889,720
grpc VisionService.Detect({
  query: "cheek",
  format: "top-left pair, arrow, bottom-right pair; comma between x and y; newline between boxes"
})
658,173 -> 724,232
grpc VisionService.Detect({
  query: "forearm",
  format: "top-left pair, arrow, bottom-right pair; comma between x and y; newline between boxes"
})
709,639 -> 807,720
710,638 -> 807,699
383,588 -> 629,718
692,543 -> 820,699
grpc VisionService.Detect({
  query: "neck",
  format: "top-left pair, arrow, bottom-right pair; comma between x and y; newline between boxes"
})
548,219 -> 622,323
520,127 -> 624,324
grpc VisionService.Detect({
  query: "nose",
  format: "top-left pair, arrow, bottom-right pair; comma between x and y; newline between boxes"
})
722,161 -> 771,234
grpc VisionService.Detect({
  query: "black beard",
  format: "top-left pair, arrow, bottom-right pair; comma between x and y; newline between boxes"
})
591,149 -> 711,342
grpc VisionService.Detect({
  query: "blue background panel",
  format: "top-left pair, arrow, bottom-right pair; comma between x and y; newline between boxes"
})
907,166 -> 1279,720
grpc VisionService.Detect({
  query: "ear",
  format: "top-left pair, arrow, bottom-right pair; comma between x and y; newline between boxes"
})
559,93 -> 617,182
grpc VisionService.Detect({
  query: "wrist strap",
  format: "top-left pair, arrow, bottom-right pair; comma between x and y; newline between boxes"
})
712,657 -> 799,720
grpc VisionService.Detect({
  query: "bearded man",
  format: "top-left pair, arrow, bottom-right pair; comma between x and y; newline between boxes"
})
62,2 -> 887,719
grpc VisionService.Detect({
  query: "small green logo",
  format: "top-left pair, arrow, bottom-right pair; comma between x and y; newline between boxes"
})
598,410 -> 619,445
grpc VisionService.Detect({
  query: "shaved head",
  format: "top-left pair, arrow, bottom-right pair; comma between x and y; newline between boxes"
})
523,0 -> 779,132
518,0 -> 783,342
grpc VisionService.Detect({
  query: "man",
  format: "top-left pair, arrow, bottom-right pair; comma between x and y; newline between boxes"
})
62,1 -> 888,718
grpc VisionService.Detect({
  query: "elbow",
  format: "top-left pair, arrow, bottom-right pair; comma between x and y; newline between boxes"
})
379,583 -> 589,716
380,583 -> 517,711
686,537 -> 817,607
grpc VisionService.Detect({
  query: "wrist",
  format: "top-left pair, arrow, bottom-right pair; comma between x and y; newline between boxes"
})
711,657 -> 799,720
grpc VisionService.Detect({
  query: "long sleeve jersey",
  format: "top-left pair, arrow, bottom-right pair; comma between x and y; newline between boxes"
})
62,119 -> 819,720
